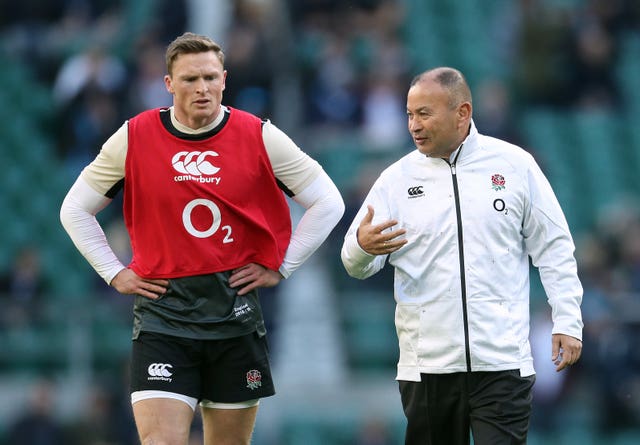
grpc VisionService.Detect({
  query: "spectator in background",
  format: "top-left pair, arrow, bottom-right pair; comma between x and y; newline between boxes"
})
473,78 -> 523,146
511,0 -> 576,108
52,45 -> 127,107
52,45 -> 127,173
5,379 -> 66,445
576,202 -> 640,431
568,19 -> 620,110
126,37 -> 173,114
0,245 -> 49,329
65,385 -> 120,445
360,73 -> 408,151
507,0 -> 629,111
64,87 -> 122,175
222,0 -> 274,117
354,417 -> 394,445
308,32 -> 362,127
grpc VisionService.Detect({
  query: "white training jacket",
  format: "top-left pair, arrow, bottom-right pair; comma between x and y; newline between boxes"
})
341,121 -> 583,382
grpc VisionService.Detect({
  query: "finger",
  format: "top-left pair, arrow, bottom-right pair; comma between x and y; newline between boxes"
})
146,278 -> 170,287
143,280 -> 169,292
361,205 -> 375,225
140,280 -> 169,295
556,352 -> 572,372
137,287 -> 160,300
230,264 -> 251,277
567,339 -> 582,354
228,274 -> 246,288
573,348 -> 582,362
236,282 -> 258,296
144,283 -> 168,295
231,264 -> 252,275
565,347 -> 581,364
386,239 -> 408,252
382,229 -> 407,243
235,272 -> 267,295
229,271 -> 256,288
551,337 -> 561,362
372,221 -> 402,235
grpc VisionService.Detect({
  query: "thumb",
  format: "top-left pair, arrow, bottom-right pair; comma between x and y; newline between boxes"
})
362,205 -> 375,224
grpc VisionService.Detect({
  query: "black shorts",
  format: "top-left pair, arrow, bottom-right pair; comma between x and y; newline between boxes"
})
130,331 -> 275,403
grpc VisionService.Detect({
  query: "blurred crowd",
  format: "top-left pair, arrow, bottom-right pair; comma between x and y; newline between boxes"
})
1,0 -> 639,443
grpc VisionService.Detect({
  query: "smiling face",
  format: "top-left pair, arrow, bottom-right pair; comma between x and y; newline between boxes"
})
406,76 -> 471,159
164,51 -> 226,129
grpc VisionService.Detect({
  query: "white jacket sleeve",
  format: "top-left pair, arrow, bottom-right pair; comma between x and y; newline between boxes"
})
340,182 -> 389,279
523,160 -> 583,340
59,176 -> 126,284
278,171 -> 345,278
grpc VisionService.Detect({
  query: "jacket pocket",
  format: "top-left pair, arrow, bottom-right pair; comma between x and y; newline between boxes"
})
417,298 -> 467,369
395,303 -> 420,368
467,297 -> 521,366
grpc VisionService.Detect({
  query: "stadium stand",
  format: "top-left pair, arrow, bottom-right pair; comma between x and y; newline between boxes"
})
1,0 -> 639,443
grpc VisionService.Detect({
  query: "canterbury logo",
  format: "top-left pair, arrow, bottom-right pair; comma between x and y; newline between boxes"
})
172,151 -> 220,176
147,363 -> 173,378
407,186 -> 424,197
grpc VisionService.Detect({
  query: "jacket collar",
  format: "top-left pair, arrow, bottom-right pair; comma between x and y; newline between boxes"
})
446,119 -> 479,164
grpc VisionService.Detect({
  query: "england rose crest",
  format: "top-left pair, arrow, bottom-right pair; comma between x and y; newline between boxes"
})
491,174 -> 505,191
246,370 -> 262,390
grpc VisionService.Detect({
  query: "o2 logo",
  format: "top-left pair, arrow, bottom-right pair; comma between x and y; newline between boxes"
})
493,198 -> 508,215
182,198 -> 234,242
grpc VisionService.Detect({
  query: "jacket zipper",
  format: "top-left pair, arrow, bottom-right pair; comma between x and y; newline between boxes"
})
449,161 -> 472,372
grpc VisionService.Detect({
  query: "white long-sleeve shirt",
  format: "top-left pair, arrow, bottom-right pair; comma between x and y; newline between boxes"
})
341,121 -> 583,381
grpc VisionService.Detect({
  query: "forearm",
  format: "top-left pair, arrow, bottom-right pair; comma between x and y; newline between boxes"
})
340,232 -> 381,279
279,172 -> 345,278
59,176 -> 126,284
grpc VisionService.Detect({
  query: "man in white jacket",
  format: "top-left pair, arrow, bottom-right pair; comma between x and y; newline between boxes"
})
341,67 -> 583,445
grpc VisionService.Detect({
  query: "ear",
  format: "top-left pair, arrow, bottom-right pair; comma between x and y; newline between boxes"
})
458,102 -> 472,121
164,74 -> 174,94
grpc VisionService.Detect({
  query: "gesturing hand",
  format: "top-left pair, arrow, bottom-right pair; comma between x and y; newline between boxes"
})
357,205 -> 408,255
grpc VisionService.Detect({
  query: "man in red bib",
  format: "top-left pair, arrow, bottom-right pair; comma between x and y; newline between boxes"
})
60,32 -> 344,444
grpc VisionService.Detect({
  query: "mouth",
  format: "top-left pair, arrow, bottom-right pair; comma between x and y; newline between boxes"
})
413,136 -> 428,145
194,99 -> 210,106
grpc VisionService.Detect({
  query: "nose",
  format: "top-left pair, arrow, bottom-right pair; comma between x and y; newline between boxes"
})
408,117 -> 421,133
196,78 -> 209,93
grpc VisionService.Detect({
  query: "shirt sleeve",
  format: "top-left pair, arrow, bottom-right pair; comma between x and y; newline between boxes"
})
278,171 -> 345,278
522,158 -> 584,340
59,176 -> 126,284
261,121 -> 344,277
341,179 -> 390,279
80,122 -> 128,196
262,120 -> 322,195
